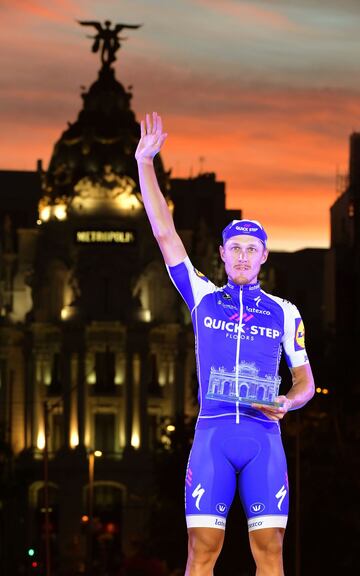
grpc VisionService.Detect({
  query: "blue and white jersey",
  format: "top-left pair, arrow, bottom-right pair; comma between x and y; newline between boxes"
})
167,257 -> 309,423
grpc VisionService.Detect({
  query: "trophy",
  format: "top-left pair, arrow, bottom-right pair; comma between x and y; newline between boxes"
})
205,363 -> 283,408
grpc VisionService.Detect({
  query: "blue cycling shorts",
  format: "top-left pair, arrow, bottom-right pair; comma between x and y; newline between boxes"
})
185,416 -> 289,532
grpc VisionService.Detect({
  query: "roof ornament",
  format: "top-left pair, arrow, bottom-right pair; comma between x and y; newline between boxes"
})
78,19 -> 142,66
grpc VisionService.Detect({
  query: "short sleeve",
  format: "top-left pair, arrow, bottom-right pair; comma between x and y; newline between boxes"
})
166,256 -> 217,312
282,302 -> 309,368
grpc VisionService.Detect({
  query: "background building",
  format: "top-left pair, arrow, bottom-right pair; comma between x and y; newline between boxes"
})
0,24 -> 240,576
328,132 -> 360,434
1,18 -> 358,576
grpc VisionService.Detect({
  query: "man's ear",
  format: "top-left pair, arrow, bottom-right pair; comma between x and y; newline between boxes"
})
219,245 -> 225,262
261,248 -> 269,264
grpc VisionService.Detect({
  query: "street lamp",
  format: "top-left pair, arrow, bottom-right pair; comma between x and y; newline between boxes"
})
87,449 -> 102,575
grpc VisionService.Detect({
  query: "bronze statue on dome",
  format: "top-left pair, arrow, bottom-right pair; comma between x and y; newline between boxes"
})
78,19 -> 141,65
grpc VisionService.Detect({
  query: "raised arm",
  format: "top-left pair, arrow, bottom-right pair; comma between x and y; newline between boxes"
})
135,112 -> 187,266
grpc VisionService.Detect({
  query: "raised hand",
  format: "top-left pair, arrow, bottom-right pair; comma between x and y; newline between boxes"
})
135,112 -> 168,164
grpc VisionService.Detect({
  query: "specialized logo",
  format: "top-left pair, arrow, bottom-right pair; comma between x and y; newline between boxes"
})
192,483 -> 205,511
294,318 -> 305,350
250,502 -> 265,514
193,268 -> 208,282
275,485 -> 287,511
254,295 -> 261,307
216,503 -> 228,514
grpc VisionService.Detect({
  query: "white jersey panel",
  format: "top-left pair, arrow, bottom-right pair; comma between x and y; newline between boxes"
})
166,256 -> 217,313
264,293 -> 309,368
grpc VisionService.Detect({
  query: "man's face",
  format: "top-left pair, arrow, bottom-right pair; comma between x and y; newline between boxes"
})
219,234 -> 268,285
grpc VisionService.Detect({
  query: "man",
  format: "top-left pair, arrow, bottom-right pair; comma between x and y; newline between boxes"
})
135,112 -> 315,576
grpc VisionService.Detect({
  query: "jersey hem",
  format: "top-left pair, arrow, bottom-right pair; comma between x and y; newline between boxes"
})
197,412 -> 279,426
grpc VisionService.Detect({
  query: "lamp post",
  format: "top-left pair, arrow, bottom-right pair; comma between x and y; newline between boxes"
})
87,449 -> 102,575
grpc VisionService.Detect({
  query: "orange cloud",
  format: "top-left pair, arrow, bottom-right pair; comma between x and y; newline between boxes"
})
0,6 -> 357,252
156,84 -> 355,250
3,0 -> 80,23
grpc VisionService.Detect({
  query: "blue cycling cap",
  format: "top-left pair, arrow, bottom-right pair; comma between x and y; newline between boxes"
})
222,219 -> 268,247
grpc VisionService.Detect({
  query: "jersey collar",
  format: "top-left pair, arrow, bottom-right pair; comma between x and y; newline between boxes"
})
225,278 -> 261,299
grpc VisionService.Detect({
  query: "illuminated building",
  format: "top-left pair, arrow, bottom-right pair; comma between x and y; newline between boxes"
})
328,132 -> 360,427
0,25 -> 239,576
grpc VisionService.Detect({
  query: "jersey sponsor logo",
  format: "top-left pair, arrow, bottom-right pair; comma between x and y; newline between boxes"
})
192,483 -> 205,510
249,520 -> 263,529
222,291 -> 232,300
235,225 -> 259,233
203,317 -> 280,339
254,295 -> 261,307
217,299 -> 237,310
275,485 -> 287,511
242,311 -> 254,323
230,311 -> 253,324
193,267 -> 208,282
204,316 -> 244,333
215,518 -> 226,527
250,326 -> 280,339
250,502 -> 265,514
246,306 -> 270,316
294,318 -> 305,350
216,503 -> 228,514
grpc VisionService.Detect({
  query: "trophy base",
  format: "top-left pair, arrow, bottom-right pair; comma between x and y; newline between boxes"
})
206,393 -> 283,408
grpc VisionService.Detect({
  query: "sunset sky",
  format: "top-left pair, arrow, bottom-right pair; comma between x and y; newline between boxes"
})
1,0 -> 360,250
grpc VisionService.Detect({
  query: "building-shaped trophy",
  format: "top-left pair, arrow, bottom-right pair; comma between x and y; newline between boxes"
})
206,361 -> 282,407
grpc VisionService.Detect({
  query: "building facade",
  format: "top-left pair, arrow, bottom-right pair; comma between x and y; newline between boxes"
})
0,31 -> 239,576
328,132 -> 360,433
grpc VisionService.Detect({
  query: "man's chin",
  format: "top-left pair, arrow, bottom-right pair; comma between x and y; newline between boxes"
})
231,272 -> 251,285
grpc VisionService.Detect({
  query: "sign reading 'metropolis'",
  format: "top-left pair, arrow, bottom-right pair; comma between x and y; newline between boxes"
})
75,230 -> 136,244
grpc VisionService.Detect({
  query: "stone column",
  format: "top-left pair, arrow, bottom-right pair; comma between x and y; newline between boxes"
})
62,350 -> 71,450
125,344 -> 133,449
77,350 -> 86,449
139,345 -> 149,451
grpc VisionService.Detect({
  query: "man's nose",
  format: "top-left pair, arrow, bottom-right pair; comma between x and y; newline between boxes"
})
238,250 -> 248,261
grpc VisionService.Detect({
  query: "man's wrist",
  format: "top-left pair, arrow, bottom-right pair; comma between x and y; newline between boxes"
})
136,157 -> 154,166
285,397 -> 295,411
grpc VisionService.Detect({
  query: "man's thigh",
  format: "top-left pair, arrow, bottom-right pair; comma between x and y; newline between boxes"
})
185,426 -> 237,530
238,428 -> 289,532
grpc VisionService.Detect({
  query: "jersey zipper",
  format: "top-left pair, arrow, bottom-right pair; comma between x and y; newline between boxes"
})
235,285 -> 244,424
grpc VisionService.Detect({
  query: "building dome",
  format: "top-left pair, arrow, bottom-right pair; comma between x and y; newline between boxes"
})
40,56 -> 168,220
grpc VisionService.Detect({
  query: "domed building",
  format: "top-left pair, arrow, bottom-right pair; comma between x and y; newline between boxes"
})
0,21 -> 240,576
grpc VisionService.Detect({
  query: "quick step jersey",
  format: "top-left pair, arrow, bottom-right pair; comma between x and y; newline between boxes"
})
167,257 -> 308,423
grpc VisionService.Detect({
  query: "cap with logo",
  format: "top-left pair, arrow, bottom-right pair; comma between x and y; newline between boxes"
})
222,219 -> 268,247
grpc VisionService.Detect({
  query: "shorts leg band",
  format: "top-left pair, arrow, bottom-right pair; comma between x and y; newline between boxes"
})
186,515 -> 227,530
248,515 -> 288,532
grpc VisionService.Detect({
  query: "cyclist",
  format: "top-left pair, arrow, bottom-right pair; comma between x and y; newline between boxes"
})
135,112 -> 315,576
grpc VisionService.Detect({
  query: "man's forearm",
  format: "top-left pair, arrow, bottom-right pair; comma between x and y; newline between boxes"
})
137,160 -> 176,240
286,364 -> 315,410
